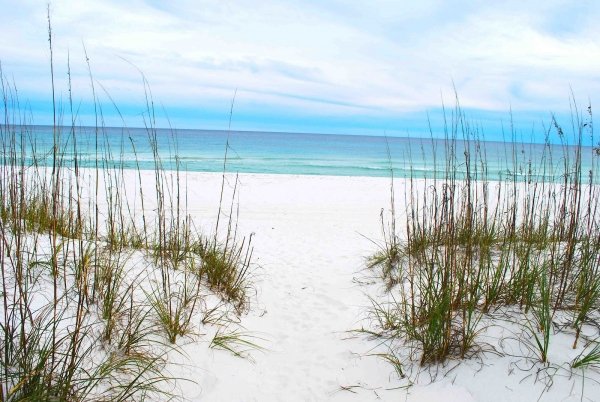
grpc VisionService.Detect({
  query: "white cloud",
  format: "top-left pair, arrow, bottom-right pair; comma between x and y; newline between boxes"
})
1,0 -> 599,129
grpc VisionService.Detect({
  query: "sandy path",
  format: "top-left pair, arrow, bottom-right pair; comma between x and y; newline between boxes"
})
148,171 -> 599,402
169,173 -> 474,401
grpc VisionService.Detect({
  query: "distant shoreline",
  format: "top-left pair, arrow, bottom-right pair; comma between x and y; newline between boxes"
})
2,124 -> 597,181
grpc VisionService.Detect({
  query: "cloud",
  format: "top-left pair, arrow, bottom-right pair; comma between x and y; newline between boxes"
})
1,0 -> 599,135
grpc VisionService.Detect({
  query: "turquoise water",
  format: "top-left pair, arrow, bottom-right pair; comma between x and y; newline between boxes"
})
2,125 -> 598,181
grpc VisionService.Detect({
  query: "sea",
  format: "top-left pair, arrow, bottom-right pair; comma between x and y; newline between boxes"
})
3,125 -> 598,182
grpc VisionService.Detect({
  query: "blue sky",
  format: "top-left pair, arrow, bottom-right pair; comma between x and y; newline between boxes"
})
1,0 -> 600,143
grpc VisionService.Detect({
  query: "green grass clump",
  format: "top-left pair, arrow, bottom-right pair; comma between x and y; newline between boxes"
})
147,265 -> 202,344
367,100 -> 600,380
572,340 -> 600,370
0,12 -> 255,400
209,328 -> 264,360
194,236 -> 253,311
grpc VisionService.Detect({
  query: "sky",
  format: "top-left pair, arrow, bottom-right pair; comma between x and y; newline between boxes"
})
1,0 -> 600,143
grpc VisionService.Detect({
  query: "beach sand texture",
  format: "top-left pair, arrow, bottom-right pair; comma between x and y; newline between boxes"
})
3,163 -> 600,401
140,171 -> 597,401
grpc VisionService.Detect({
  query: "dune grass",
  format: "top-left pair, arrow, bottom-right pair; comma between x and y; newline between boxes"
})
367,99 -> 600,384
0,15 -> 255,401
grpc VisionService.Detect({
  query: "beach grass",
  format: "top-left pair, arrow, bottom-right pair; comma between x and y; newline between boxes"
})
367,98 -> 600,383
0,15 -> 254,401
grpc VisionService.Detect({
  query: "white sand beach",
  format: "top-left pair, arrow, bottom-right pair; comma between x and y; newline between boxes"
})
171,172 -> 400,401
142,172 -> 599,402
3,163 -> 600,401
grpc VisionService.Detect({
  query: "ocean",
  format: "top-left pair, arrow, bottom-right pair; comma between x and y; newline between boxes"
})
3,125 -> 598,182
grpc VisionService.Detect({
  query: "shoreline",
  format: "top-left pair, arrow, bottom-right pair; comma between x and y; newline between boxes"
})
11,123 -> 599,181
